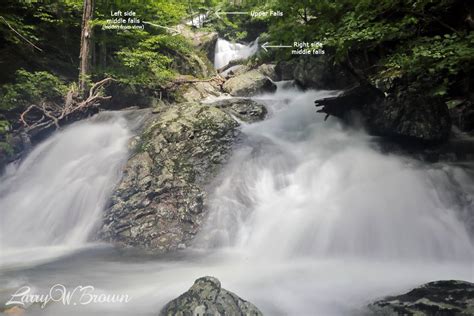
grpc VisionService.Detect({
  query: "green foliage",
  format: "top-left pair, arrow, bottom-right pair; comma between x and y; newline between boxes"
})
0,70 -> 68,111
115,35 -> 193,88
0,120 -> 10,133
0,142 -> 14,155
253,0 -> 471,98
384,33 -> 474,77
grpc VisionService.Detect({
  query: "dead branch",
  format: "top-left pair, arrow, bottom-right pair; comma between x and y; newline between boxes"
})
20,78 -> 114,133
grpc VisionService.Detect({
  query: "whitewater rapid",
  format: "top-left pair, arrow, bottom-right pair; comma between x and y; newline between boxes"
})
214,38 -> 259,69
199,87 -> 474,262
0,111 -> 139,268
0,40 -> 473,314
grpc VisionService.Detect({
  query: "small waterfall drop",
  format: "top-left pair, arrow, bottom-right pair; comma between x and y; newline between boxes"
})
198,86 -> 474,262
0,111 -> 134,266
214,38 -> 259,69
0,87 -> 472,316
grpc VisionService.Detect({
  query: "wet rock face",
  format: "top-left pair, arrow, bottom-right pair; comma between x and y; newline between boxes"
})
276,56 -> 357,90
257,64 -> 278,81
368,280 -> 474,316
450,99 -> 474,132
99,102 -> 239,251
366,91 -> 452,143
0,132 -> 30,173
160,276 -> 263,316
179,80 -> 222,103
315,84 -> 452,143
208,98 -> 267,123
223,70 -> 277,97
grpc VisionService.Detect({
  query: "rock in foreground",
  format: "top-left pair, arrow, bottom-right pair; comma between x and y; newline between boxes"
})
368,280 -> 474,316
223,70 -> 276,97
160,276 -> 263,316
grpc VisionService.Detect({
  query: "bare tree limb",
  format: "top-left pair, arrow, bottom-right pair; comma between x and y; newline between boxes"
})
20,78 -> 114,133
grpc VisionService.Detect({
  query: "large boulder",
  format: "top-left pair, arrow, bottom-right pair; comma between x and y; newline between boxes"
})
99,102 -> 239,251
223,70 -> 276,97
160,277 -> 263,316
172,51 -> 215,78
449,99 -> 474,132
208,98 -> 267,123
368,280 -> 474,316
257,64 -> 278,81
367,90 -> 451,143
175,26 -> 217,77
315,84 -> 452,143
276,56 -> 357,90
180,26 -> 218,63
179,80 -> 222,103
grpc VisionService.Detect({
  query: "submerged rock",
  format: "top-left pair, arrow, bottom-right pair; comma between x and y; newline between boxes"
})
100,102 -> 239,251
223,70 -> 276,97
160,276 -> 263,316
368,280 -> 474,316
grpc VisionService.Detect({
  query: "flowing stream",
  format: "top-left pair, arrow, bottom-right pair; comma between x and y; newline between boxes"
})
0,42 -> 473,316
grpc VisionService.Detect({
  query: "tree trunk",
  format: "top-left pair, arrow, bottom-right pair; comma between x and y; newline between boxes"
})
79,0 -> 94,96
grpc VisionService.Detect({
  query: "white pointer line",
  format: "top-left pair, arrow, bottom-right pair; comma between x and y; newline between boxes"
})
215,10 -> 249,19
143,21 -> 180,35
261,42 -> 292,52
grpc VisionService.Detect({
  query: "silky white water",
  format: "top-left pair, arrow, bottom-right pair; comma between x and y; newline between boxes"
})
199,87 -> 474,261
214,38 -> 259,69
0,87 -> 473,316
0,111 -> 133,268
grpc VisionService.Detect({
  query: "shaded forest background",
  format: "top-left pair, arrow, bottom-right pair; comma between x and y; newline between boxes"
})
0,0 -> 473,155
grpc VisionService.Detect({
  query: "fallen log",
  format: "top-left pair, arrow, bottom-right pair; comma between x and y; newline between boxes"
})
20,77 -> 114,134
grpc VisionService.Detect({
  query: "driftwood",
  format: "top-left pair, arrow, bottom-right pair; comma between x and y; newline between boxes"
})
20,77 -> 113,133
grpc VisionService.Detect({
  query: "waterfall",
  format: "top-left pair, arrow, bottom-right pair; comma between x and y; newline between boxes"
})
0,83 -> 472,315
0,111 -> 134,267
198,86 -> 474,262
214,38 -> 259,69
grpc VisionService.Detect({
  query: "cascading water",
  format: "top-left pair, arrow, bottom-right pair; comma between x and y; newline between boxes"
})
199,87 -> 474,262
0,111 -> 135,268
214,38 -> 259,69
0,85 -> 473,315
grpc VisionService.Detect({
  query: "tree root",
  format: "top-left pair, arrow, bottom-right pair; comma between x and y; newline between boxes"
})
20,78 -> 114,133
